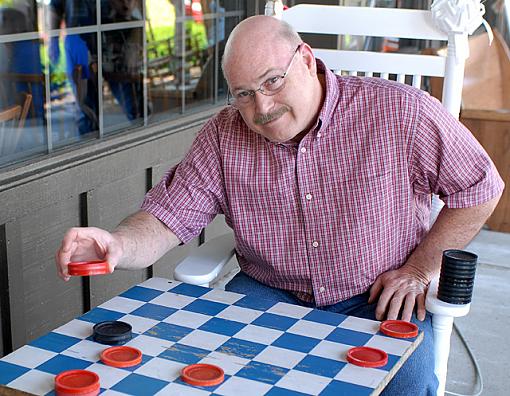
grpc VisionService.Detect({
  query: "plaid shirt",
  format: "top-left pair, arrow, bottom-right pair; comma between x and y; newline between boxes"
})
142,60 -> 504,306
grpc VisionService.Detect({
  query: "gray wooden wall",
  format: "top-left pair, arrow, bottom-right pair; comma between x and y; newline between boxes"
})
0,106 -> 231,357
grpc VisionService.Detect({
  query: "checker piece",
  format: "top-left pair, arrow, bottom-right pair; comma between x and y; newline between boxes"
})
93,320 -> 132,345
347,346 -> 388,368
68,260 -> 109,276
380,320 -> 419,338
181,363 -> 225,387
54,369 -> 100,396
101,346 -> 142,368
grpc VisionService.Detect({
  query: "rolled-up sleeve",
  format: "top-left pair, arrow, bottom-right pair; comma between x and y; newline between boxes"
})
410,93 -> 504,208
141,118 -> 226,243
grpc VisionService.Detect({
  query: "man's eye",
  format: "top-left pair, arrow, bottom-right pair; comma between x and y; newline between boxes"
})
235,91 -> 250,98
265,76 -> 280,86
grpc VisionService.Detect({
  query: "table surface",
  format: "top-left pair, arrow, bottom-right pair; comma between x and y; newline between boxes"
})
0,277 -> 422,396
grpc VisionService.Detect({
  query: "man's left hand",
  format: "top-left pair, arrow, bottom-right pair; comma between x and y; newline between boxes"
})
368,267 -> 428,322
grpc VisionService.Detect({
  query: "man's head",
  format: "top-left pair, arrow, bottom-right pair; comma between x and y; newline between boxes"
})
222,16 -> 324,143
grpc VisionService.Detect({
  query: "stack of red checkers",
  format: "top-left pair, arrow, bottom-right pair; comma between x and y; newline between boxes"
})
68,260 -> 109,276
100,346 -> 142,368
380,320 -> 419,339
346,346 -> 388,368
181,363 -> 224,387
54,369 -> 100,396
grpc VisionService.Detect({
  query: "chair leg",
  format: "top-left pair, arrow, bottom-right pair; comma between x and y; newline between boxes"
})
431,314 -> 454,396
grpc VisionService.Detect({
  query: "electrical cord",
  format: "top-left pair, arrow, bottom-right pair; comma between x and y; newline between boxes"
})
444,322 -> 483,396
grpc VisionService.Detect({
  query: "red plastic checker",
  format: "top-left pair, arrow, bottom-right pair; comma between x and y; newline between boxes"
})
54,369 -> 100,396
380,320 -> 419,339
346,346 -> 388,368
181,363 -> 225,387
100,346 -> 142,368
68,260 -> 109,276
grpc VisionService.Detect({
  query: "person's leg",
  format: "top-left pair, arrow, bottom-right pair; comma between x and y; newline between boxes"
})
324,292 -> 438,396
224,271 -> 308,306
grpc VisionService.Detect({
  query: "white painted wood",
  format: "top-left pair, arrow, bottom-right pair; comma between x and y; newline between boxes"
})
313,49 -> 446,77
282,4 -> 448,40
174,233 -> 235,287
412,74 -> 422,89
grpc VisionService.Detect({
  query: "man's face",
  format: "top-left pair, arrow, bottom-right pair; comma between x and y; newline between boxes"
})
225,44 -> 317,143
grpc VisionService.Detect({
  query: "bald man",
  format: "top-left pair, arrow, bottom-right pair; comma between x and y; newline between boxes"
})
56,16 -> 503,395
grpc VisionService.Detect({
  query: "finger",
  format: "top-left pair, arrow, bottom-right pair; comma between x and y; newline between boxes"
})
56,229 -> 79,280
386,292 -> 405,320
416,293 -> 426,321
368,277 -> 383,304
400,293 -> 416,322
55,248 -> 70,281
105,250 -> 121,273
375,287 -> 395,320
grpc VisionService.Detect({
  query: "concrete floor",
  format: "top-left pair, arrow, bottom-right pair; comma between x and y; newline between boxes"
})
446,229 -> 510,396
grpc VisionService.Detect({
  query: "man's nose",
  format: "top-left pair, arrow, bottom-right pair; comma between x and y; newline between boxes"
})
253,91 -> 274,114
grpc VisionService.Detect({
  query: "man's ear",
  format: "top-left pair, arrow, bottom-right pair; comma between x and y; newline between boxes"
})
300,43 -> 317,76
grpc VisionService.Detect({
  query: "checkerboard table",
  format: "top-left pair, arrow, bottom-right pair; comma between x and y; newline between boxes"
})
0,277 -> 422,395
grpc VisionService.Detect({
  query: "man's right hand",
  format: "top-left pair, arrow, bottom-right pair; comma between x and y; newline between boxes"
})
55,227 -> 123,281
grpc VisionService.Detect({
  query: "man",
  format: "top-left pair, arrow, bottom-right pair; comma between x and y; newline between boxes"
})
56,16 -> 504,395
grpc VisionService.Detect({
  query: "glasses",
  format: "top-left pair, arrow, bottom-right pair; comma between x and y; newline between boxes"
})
227,43 -> 302,107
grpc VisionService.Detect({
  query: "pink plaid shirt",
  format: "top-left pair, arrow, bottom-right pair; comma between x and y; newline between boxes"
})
142,60 -> 504,306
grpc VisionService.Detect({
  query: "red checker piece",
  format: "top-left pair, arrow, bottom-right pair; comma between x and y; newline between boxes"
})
347,346 -> 388,368
54,369 -> 100,396
68,260 -> 109,276
100,346 -> 142,368
181,363 -> 225,387
380,320 -> 419,339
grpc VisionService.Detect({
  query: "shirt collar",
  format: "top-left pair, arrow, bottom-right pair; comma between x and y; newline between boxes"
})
313,58 -> 340,138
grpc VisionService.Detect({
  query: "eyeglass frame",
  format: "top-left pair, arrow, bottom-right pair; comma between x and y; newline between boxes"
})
227,43 -> 303,107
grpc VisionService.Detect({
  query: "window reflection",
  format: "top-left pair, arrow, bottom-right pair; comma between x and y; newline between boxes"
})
47,0 -> 97,29
49,33 -> 99,145
146,0 -> 227,121
0,1 -> 38,34
102,28 -> 144,133
101,0 -> 143,24
0,3 -> 46,166
0,0 -> 246,168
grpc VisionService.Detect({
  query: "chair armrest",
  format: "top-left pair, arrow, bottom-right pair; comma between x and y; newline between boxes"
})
173,233 -> 236,286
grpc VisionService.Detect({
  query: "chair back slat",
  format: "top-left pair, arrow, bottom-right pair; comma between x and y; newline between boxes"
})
283,4 -> 447,40
412,75 -> 422,89
312,49 -> 445,77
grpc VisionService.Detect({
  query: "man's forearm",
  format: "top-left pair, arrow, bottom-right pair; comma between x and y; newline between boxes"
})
112,210 -> 181,270
401,194 -> 502,282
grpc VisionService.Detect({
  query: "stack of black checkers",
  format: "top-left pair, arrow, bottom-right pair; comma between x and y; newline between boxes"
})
92,321 -> 132,345
438,249 -> 478,305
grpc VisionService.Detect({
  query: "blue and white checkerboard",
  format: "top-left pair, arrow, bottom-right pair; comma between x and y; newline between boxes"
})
0,277 -> 422,395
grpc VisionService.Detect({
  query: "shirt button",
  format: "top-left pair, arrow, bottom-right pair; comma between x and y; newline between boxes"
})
319,286 -> 326,293
305,193 -> 312,200
312,241 -> 319,248
300,147 -> 307,153
317,133 -> 322,138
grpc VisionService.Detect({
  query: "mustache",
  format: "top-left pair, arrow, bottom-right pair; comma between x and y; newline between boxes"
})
253,106 -> 290,125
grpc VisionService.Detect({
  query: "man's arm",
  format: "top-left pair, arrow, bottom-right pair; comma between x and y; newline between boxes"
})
369,193 -> 502,321
56,210 -> 181,280
112,210 -> 181,269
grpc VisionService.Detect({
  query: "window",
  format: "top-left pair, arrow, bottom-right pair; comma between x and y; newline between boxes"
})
0,0 -> 246,168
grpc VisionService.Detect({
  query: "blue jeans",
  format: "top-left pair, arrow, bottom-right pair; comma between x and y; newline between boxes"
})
225,272 -> 438,396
